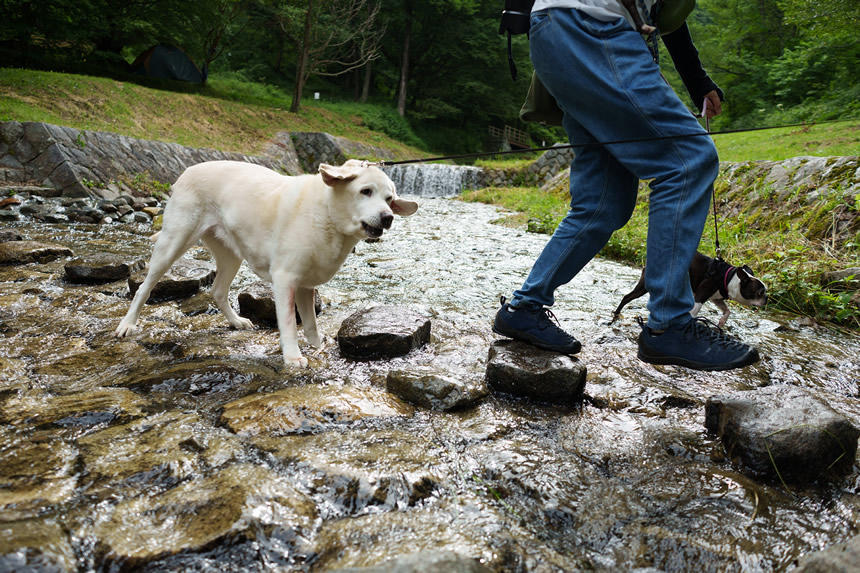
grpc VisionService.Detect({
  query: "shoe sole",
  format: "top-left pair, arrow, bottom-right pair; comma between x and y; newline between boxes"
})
492,325 -> 582,355
637,346 -> 760,371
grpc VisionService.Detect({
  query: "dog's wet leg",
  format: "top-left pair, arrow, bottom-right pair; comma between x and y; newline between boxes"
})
272,273 -> 307,368
295,287 -> 321,347
115,228 -> 198,337
202,235 -> 253,330
713,300 -> 730,327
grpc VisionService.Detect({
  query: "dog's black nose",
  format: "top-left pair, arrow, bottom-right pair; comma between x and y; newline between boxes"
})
381,213 -> 393,229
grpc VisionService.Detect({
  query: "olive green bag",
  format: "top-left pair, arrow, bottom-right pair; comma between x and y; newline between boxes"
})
518,0 -> 696,125
519,72 -> 564,125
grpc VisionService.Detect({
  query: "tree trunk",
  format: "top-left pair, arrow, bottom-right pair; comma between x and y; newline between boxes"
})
290,0 -> 315,113
360,60 -> 372,103
396,2 -> 412,117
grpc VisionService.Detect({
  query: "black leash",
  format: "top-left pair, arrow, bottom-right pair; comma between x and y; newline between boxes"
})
703,101 -> 723,260
378,118 -> 848,167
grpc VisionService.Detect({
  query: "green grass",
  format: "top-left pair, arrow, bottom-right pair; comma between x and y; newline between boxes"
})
712,120 -> 860,162
0,67 -> 429,159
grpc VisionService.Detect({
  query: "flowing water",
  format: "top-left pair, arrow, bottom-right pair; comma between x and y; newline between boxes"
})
384,164 -> 484,197
1,195 -> 859,572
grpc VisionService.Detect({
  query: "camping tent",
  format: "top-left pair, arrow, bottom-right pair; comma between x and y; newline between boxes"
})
131,45 -> 205,83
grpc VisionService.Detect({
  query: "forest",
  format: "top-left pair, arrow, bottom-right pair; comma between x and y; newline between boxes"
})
1,0 -> 858,155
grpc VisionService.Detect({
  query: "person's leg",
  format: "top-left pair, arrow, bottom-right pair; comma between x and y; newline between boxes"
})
519,8 -> 715,325
497,8 -> 757,368
510,122 -> 639,310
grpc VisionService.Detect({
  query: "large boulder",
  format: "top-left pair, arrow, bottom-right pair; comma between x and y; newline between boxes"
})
337,306 -> 431,360
705,385 -> 859,483
485,340 -> 586,404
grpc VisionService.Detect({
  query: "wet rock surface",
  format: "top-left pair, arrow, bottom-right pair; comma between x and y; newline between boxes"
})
128,256 -> 216,302
337,305 -> 431,359
64,254 -> 145,283
486,339 -> 587,404
0,239 -> 72,264
0,197 -> 858,571
386,367 -> 488,410
705,385 -> 859,482
793,533 -> 860,572
238,281 -> 322,326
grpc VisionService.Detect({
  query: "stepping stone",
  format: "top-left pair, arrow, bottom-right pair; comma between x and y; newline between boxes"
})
64,255 -> 145,283
237,281 -> 321,327
705,385 -> 859,483
128,257 -> 215,302
0,240 -> 72,265
337,305 -> 431,360
387,367 -> 488,411
485,339 -> 586,404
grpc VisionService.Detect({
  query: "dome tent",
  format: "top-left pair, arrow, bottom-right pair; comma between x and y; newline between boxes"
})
131,44 -> 205,83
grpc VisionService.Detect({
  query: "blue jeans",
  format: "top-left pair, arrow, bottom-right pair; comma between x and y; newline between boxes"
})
510,8 -> 719,331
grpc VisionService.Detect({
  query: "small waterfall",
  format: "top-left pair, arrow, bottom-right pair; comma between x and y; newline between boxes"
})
384,164 -> 483,197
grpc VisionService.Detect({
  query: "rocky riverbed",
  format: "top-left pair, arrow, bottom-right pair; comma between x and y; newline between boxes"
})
1,194 -> 859,572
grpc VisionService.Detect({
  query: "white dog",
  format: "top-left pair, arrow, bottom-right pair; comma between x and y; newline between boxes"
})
115,159 -> 418,367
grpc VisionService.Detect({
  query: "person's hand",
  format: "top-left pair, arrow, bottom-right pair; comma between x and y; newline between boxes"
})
702,90 -> 722,118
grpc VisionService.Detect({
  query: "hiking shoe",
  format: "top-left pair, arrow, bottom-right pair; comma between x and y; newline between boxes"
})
637,317 -> 759,371
492,297 -> 581,354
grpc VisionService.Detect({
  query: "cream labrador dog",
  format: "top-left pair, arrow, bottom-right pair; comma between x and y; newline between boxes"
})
115,159 -> 418,367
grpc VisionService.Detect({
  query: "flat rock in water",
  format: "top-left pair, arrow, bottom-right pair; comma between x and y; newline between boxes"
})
387,367 -> 488,411
220,385 -> 413,435
94,464 -> 315,565
337,305 -> 431,360
793,533 -> 860,572
485,340 -> 586,404
128,257 -> 215,302
0,240 -> 72,265
705,385 -> 859,483
237,281 -> 321,327
64,254 -> 144,283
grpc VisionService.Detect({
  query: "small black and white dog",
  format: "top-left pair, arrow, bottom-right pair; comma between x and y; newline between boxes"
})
611,252 -> 767,327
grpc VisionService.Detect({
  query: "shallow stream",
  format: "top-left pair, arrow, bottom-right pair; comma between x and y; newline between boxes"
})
1,197 -> 858,571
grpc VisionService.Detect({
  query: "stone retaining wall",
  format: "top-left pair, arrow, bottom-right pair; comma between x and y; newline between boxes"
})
0,121 -> 402,200
482,144 -> 574,188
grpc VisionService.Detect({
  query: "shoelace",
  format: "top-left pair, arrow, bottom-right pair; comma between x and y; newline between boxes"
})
535,307 -> 576,341
685,317 -> 748,351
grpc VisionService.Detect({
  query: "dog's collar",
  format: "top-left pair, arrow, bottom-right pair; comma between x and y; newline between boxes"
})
719,266 -> 737,299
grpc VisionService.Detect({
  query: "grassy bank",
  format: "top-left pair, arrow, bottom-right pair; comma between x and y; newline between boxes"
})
0,68 -> 428,160
462,158 -> 860,329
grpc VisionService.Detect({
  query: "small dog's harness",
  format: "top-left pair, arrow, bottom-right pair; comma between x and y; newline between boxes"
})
705,257 -> 735,301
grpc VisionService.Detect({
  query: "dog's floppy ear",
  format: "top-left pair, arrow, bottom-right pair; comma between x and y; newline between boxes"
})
392,197 -> 418,216
319,162 -> 361,187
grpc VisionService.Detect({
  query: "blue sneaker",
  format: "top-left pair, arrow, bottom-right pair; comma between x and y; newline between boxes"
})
493,297 -> 581,354
637,317 -> 759,371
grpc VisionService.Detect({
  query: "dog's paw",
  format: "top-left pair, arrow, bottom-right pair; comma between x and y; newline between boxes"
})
305,332 -> 327,348
231,317 -> 255,330
114,321 -> 138,338
284,355 -> 309,369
